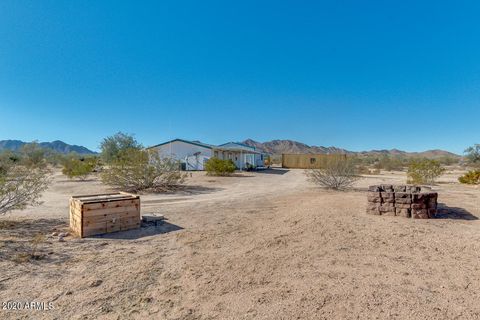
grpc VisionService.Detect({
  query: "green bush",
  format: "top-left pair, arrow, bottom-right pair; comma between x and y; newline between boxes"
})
374,155 -> 406,172
100,132 -> 143,164
407,159 -> 445,185
458,170 -> 480,185
62,156 -> 97,180
205,158 -> 236,176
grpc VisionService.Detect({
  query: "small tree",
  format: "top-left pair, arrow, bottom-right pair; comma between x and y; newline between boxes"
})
407,159 -> 445,185
62,156 -> 97,180
20,142 -> 47,169
305,155 -> 360,190
101,149 -> 186,192
205,158 -> 236,176
0,159 -> 50,215
100,132 -> 142,164
465,144 -> 480,166
458,170 -> 480,185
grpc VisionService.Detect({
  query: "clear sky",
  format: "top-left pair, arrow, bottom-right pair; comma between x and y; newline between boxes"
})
1,1 -> 479,154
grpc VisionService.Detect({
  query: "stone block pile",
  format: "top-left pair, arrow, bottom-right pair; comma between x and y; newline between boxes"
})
367,185 -> 438,219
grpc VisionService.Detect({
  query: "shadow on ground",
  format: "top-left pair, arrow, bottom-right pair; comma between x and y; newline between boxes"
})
255,168 -> 290,175
436,203 -> 478,220
174,185 -> 224,195
92,221 -> 184,240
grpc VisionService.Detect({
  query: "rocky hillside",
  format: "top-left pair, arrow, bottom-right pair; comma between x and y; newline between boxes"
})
0,140 -> 97,155
242,139 -> 460,158
243,139 -> 349,155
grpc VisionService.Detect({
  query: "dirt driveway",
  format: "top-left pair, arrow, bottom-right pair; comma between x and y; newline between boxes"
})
1,168 -> 480,319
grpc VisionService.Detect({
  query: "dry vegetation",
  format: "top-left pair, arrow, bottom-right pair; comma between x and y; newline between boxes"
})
0,167 -> 479,319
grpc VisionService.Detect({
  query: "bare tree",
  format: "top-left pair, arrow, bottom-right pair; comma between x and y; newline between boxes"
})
305,155 -> 360,190
0,163 -> 50,215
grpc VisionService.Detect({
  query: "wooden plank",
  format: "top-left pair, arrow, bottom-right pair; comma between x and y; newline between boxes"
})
82,222 -> 140,237
83,211 -> 140,225
74,193 -> 139,203
82,205 -> 140,218
80,196 -> 138,204
83,218 -> 140,232
82,199 -> 140,211
71,192 -> 126,199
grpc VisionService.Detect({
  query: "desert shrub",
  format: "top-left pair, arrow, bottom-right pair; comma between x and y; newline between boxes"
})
374,155 -> 406,172
407,159 -> 445,185
205,158 -> 236,176
62,156 -> 97,180
101,149 -> 186,192
0,160 -> 50,215
305,155 -> 360,190
437,156 -> 459,166
20,142 -> 47,169
356,164 -> 372,175
465,144 -> 480,167
100,132 -> 142,164
458,170 -> 480,185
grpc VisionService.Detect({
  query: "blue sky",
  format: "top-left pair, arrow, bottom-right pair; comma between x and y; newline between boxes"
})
0,1 -> 479,154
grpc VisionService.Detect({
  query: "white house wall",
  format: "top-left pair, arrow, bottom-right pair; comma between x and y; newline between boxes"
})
154,141 -> 213,162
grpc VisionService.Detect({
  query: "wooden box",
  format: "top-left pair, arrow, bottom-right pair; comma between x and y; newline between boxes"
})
69,192 -> 141,238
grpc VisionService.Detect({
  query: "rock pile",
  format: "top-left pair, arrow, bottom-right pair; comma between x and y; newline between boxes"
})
367,185 -> 438,219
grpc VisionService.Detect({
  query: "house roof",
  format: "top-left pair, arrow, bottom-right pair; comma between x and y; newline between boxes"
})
218,142 -> 256,150
147,139 -> 214,150
214,146 -> 261,154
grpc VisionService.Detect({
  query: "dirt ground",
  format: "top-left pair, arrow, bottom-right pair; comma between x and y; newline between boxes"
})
1,168 -> 480,319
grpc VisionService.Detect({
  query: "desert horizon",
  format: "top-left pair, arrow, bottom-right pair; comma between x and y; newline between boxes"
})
2,1 -> 480,319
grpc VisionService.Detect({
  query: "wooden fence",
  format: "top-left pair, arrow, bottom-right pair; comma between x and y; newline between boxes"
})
281,154 -> 347,169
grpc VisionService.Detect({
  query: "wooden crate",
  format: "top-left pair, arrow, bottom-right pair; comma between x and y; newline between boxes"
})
69,192 -> 141,238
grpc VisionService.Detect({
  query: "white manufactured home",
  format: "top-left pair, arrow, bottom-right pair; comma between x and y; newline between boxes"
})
148,139 -> 266,171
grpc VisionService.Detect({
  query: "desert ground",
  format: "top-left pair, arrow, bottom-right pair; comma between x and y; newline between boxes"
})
1,168 -> 480,319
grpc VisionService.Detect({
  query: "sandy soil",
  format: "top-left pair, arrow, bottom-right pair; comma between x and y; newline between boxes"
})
1,168 -> 480,319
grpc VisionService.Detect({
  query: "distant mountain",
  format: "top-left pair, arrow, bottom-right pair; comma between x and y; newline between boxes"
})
242,139 -> 460,159
243,139 -> 351,155
0,140 -> 97,155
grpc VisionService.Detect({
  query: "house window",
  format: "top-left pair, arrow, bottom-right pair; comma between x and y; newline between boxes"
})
310,158 -> 316,164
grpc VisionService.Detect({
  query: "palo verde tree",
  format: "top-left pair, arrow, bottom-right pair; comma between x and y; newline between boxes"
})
100,132 -> 143,164
407,159 -> 445,185
100,133 -> 186,192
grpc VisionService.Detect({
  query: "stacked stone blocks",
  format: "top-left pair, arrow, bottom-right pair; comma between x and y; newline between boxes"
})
367,185 -> 438,219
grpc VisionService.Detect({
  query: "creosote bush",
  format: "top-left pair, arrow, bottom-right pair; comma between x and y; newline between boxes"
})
305,155 -> 360,190
205,158 -> 236,176
0,157 -> 50,215
101,149 -> 186,192
62,156 -> 97,180
458,170 -> 480,185
407,159 -> 445,185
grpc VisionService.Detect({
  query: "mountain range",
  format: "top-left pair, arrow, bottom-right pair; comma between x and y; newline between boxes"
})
0,140 -> 97,155
0,138 -> 460,158
242,139 -> 460,158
